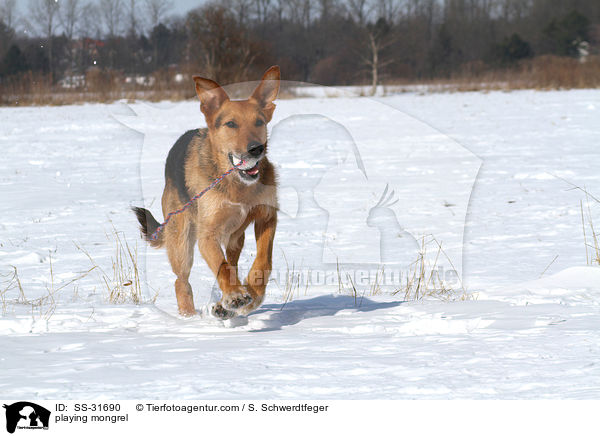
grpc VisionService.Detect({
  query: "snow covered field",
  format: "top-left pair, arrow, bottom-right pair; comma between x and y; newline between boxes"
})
1,88 -> 599,399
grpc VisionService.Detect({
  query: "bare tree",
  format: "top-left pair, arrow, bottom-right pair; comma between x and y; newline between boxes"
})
254,0 -> 271,25
399,0 -> 438,75
286,0 -> 313,27
59,0 -> 82,75
144,0 -> 172,30
59,0 -> 81,40
272,0 -> 285,26
78,2 -> 101,37
498,0 -> 531,22
99,0 -> 123,37
223,0 -> 253,26
186,4 -> 259,83
30,0 -> 60,78
0,0 -> 17,28
125,0 -> 140,37
346,0 -> 371,26
0,0 -> 16,59
346,0 -> 395,93
317,0 -> 338,21
144,0 -> 171,71
360,19 -> 395,95
375,0 -> 400,24
97,0 -> 123,71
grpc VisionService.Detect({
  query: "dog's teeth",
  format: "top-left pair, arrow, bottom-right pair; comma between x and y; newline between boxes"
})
233,157 -> 241,165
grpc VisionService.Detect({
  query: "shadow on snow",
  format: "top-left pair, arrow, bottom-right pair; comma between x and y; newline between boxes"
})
247,294 -> 403,332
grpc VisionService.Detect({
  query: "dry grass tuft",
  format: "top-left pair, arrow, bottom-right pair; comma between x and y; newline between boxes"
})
0,255 -> 95,320
278,251 -> 308,310
580,197 -> 600,266
392,236 -> 468,301
1,228 -> 151,319
76,227 -> 154,305
555,176 -> 600,266
333,236 -> 470,304
275,236 -> 470,308
0,266 -> 24,316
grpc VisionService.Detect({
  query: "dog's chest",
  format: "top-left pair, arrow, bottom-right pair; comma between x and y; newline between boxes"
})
214,200 -> 250,241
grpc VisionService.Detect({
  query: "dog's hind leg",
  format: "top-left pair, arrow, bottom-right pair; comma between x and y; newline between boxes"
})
165,213 -> 196,316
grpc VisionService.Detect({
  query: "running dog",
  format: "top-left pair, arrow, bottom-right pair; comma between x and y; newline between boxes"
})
133,66 -> 280,319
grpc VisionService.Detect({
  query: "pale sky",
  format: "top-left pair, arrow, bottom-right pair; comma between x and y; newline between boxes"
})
15,0 -> 210,36
166,0 -> 208,16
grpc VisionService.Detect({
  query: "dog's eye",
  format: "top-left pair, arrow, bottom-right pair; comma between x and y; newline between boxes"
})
225,121 -> 237,128
255,119 -> 264,127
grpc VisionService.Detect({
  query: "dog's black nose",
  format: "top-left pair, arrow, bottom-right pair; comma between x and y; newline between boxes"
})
247,142 -> 264,157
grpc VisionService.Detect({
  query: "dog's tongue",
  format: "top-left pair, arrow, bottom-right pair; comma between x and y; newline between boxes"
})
246,166 -> 259,175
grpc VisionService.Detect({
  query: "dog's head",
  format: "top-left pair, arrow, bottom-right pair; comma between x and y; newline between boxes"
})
193,66 -> 280,183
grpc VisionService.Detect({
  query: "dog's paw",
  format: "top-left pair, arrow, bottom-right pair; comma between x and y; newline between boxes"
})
221,289 -> 253,310
235,288 -> 265,316
211,303 -> 236,320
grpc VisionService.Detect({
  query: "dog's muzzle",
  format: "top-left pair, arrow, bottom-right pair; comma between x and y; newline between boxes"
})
229,152 -> 262,180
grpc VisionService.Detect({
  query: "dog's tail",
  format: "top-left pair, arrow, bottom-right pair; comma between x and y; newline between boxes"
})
132,207 -> 165,248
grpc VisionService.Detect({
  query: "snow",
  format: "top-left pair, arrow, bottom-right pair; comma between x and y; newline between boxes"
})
1,88 -> 599,399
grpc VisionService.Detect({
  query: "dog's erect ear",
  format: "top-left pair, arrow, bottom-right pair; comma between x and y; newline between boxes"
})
192,76 -> 229,120
250,66 -> 280,122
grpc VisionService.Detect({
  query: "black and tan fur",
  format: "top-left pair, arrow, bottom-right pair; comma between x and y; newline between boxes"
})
133,66 -> 280,319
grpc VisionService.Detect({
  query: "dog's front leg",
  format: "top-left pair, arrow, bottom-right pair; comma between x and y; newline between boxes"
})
198,230 -> 252,319
240,211 -> 277,315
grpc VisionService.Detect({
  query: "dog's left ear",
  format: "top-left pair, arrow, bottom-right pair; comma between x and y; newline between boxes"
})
250,66 -> 280,122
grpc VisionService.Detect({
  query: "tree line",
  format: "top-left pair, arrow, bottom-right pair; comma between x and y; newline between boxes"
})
0,0 -> 598,93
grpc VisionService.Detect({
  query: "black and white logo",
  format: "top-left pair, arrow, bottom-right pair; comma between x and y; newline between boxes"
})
3,402 -> 50,434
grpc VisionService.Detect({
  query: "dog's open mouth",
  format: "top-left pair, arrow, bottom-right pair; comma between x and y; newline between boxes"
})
241,162 -> 260,176
230,154 -> 260,179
